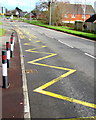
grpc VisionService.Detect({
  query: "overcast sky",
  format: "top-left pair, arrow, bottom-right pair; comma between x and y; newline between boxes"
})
0,0 -> 95,12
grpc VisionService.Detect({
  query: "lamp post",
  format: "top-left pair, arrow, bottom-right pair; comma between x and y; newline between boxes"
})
82,0 -> 86,22
81,0 -> 86,31
84,0 -> 86,22
30,0 -> 32,21
48,0 -> 56,25
49,0 -> 52,25
30,12 -> 31,21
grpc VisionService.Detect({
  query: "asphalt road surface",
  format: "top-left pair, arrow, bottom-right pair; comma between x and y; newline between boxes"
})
5,20 -> 96,119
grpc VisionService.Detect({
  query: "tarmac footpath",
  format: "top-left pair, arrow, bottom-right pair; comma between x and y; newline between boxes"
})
0,29 -> 24,119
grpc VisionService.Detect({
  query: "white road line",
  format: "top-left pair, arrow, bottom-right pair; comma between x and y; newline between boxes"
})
58,40 -> 74,48
85,53 -> 96,59
18,31 -> 31,119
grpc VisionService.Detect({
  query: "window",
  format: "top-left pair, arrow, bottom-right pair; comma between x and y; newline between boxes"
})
72,14 -> 75,18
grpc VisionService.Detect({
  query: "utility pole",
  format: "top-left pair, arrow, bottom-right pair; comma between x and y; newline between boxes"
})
81,0 -> 86,31
49,0 -> 52,25
30,0 -> 32,21
30,12 -> 31,21
49,0 -> 56,25
82,0 -> 86,22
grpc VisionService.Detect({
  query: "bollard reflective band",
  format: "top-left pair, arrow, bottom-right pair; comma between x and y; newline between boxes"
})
2,63 -> 7,76
7,50 -> 10,60
2,55 -> 6,60
2,51 -> 7,64
11,44 -> 14,51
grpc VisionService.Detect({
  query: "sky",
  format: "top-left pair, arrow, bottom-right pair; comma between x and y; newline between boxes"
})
0,0 -> 95,12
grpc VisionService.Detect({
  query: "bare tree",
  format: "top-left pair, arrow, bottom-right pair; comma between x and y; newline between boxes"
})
47,0 -> 70,25
34,0 -> 70,25
34,1 -> 49,22
52,1 -> 69,25
36,1 -> 48,11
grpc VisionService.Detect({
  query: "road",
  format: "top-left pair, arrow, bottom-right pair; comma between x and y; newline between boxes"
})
6,20 -> 96,119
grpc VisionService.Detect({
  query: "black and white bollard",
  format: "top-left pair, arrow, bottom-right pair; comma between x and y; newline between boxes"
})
10,37 -> 14,58
6,42 -> 10,68
11,32 -> 15,46
2,50 -> 9,88
11,32 -> 14,37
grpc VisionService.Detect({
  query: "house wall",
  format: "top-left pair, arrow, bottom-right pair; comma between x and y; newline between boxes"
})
37,14 -> 46,19
62,14 -> 90,23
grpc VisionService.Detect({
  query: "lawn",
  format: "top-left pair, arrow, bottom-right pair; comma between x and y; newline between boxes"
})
0,22 -> 5,36
0,22 -> 2,25
0,28 -> 5,36
23,20 -> 96,39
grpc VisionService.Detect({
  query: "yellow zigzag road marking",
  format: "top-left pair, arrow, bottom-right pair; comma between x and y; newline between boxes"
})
29,38 -> 32,41
25,32 -> 37,38
25,46 -> 96,109
24,41 -> 41,45
25,46 -> 47,52
16,29 -> 26,39
35,41 -> 41,43
24,43 -> 33,45
16,28 -> 96,119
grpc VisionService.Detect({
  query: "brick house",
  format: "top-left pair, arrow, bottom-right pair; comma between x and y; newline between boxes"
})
62,4 -> 95,23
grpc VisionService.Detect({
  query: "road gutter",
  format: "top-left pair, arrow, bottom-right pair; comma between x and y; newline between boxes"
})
17,32 -> 31,119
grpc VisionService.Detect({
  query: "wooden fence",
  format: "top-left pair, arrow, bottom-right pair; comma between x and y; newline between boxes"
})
74,21 -> 96,33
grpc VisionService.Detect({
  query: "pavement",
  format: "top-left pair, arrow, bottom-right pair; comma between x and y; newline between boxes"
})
0,25 -> 24,119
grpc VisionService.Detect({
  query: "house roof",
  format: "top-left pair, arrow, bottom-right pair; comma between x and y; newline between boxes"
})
85,14 -> 96,22
62,4 -> 95,15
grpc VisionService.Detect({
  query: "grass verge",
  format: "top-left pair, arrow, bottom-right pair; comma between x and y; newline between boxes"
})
21,19 -> 96,39
0,28 -> 5,36
0,22 -> 2,25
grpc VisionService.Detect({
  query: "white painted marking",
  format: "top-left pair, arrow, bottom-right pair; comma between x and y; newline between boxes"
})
58,40 -> 74,48
7,50 -> 10,60
13,37 -> 15,46
11,44 -> 14,51
2,63 -> 7,76
18,32 -> 31,119
85,53 -> 96,59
